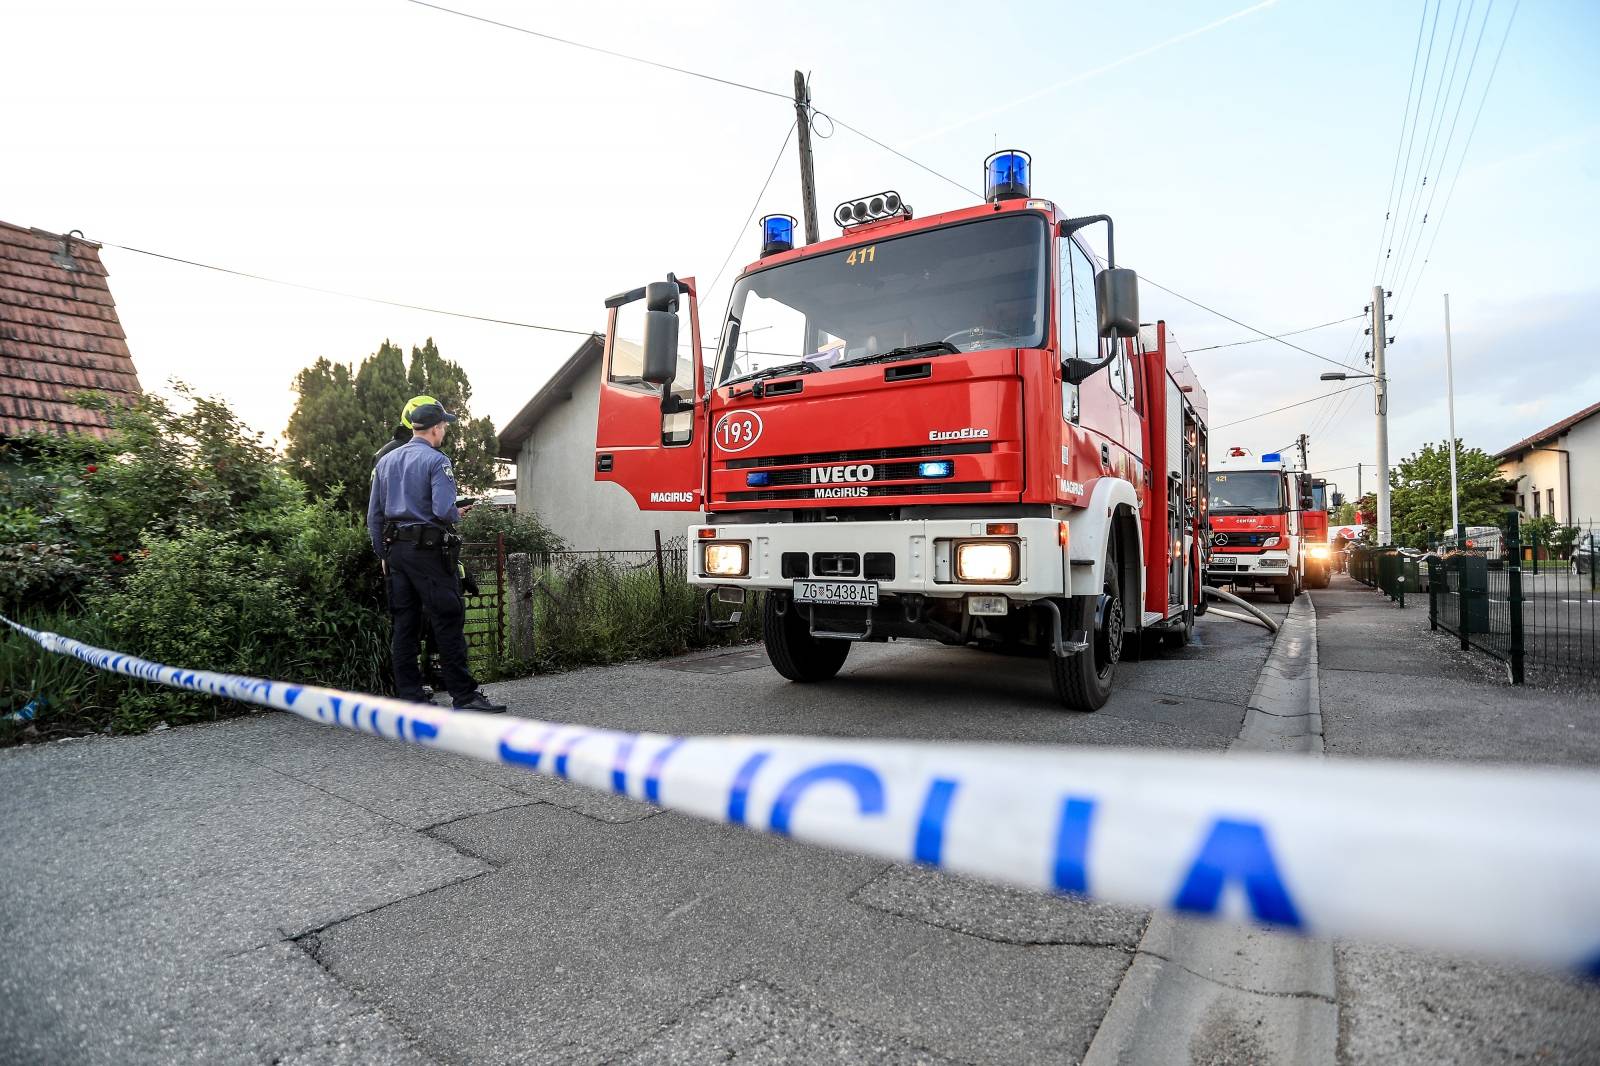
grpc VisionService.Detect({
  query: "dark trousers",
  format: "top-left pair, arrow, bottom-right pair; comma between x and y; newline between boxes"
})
386,541 -> 476,703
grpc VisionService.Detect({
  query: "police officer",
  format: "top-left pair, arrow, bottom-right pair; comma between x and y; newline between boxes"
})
368,397 -> 506,713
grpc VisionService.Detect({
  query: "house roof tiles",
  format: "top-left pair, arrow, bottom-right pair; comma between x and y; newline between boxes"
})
0,221 -> 141,439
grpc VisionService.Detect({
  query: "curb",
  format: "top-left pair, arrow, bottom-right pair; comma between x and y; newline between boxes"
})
1083,595 -> 1338,1065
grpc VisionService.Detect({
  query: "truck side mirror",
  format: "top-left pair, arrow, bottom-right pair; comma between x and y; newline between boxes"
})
1332,492 -> 1345,507
642,309 -> 679,386
1095,267 -> 1139,339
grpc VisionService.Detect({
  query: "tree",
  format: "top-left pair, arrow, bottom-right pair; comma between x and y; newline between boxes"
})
1389,440 -> 1511,549
285,339 -> 501,512
1334,501 -> 1356,524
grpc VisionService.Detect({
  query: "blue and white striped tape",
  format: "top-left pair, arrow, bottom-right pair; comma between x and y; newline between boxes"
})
5,615 -> 1599,975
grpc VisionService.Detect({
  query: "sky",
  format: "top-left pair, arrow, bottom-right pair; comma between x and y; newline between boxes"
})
6,0 -> 1598,492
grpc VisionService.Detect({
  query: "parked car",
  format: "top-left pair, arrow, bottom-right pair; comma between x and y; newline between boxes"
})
1573,532 -> 1598,576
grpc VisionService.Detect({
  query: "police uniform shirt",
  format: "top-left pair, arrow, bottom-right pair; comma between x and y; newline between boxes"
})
367,437 -> 461,555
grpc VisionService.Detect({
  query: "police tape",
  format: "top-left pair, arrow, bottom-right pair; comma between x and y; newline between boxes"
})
5,615 -> 1599,976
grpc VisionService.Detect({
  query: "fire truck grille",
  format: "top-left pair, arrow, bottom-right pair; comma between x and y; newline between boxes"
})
722,441 -> 992,470
725,481 -> 993,502
1213,532 -> 1276,548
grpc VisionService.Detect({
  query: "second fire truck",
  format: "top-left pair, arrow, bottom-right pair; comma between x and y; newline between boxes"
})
1205,448 -> 1312,602
593,151 -> 1210,710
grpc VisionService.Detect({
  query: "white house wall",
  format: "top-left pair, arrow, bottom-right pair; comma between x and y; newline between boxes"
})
1568,417 -> 1600,523
514,358 -> 701,551
1497,417 -> 1600,526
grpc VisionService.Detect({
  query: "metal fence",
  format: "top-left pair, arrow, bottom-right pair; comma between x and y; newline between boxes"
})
1349,544 -> 1418,606
1428,512 -> 1599,689
460,535 -> 507,670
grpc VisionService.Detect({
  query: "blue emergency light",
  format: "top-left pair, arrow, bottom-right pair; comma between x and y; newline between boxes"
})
918,460 -> 954,479
1261,453 -> 1282,464
984,150 -> 1032,203
760,215 -> 796,257
746,471 -> 772,487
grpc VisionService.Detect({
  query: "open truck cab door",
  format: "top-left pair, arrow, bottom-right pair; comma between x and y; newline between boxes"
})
593,274 -> 708,511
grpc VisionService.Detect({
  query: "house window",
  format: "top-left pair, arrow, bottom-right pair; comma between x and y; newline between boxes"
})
1518,494 -> 1525,513
1533,491 -> 1541,517
1548,488 -> 1556,519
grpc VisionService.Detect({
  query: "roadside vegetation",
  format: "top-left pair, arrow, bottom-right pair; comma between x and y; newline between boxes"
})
3,376 -> 759,743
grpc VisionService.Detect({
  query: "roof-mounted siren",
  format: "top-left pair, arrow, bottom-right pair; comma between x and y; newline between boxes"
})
760,214 -> 796,257
833,191 -> 909,229
984,149 -> 1031,203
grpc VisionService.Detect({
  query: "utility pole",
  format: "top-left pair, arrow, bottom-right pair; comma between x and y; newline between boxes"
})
1296,433 -> 1309,471
1443,293 -> 1460,533
1372,285 -> 1392,546
792,71 -> 819,246
1357,462 -> 1363,505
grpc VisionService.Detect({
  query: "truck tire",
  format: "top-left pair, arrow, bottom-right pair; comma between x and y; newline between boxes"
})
763,594 -> 850,682
1051,544 -> 1123,711
1275,571 -> 1298,603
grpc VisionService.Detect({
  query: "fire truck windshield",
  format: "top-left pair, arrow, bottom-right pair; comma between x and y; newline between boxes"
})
1208,471 -> 1286,514
716,214 -> 1048,386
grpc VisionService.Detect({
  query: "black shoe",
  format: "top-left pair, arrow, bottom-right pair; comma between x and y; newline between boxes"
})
453,692 -> 507,714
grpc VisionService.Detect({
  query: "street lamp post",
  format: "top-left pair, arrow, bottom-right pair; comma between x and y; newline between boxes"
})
1320,286 -> 1392,545
1444,294 -> 1460,533
1320,366 -> 1380,539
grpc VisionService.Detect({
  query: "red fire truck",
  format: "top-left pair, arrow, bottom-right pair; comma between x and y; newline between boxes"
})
1205,448 -> 1310,602
1300,477 -> 1337,588
593,151 -> 1209,710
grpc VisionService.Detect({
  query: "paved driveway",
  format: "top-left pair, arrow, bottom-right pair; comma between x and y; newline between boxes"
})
1,608 -> 1285,1065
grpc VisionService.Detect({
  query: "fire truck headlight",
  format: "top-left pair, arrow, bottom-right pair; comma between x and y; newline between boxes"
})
955,541 -> 1019,583
1262,536 -> 1281,548
703,541 -> 749,577
1308,544 -> 1331,559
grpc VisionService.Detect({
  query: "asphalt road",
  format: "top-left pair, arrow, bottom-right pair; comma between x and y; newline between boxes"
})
0,603 -> 1288,1066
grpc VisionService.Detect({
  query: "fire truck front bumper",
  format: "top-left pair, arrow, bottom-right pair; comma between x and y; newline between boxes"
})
1207,551 -> 1291,582
688,518 -> 1069,601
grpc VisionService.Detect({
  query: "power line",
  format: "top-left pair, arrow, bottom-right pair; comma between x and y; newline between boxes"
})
702,120 -> 798,308
1393,0 -> 1519,327
1137,276 -> 1365,372
831,116 -> 982,199
95,239 -> 597,337
1390,0 -> 1490,297
1213,382 -> 1369,431
1370,0 -> 1434,285
1378,0 -> 1446,285
401,0 -> 790,101
1185,314 -> 1364,352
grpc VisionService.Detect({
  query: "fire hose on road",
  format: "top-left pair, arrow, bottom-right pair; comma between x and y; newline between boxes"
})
1203,585 -> 1281,633
3,613 -> 1597,977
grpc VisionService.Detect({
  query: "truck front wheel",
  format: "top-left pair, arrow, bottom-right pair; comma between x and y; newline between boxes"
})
1051,549 -> 1123,711
763,594 -> 851,682
1275,570 -> 1299,603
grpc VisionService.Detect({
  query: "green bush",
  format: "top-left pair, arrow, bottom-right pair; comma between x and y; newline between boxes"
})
2,388 -> 391,740
457,505 -> 564,555
0,610 -> 123,741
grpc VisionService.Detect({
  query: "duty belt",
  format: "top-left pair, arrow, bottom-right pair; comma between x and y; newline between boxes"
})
386,524 -> 447,548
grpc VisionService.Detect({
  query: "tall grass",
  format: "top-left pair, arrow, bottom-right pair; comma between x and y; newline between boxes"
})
529,554 -> 761,672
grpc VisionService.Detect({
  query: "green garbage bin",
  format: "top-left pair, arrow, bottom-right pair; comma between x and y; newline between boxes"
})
1458,555 -> 1490,634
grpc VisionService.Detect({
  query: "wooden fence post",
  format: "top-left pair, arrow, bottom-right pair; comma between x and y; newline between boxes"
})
506,552 -> 536,665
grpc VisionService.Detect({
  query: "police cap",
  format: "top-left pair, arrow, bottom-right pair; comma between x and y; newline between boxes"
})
403,393 -> 460,428
407,401 -> 459,429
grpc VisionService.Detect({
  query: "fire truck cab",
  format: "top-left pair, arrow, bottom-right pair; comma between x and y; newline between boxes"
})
593,152 -> 1209,710
1205,448 -> 1309,603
